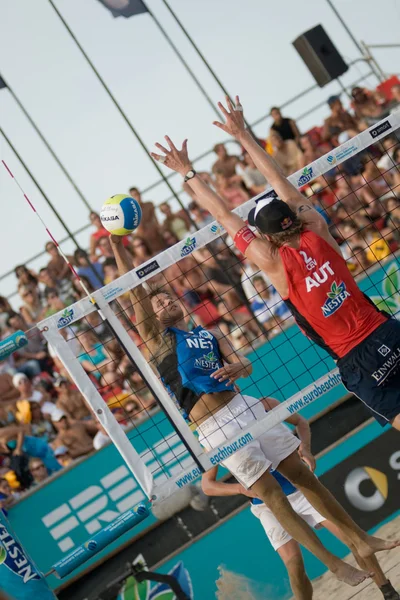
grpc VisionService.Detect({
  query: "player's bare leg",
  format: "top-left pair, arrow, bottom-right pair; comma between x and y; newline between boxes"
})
250,471 -> 372,587
278,540 -> 313,600
277,452 -> 400,559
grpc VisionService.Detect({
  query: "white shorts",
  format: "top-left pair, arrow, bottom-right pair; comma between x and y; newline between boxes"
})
197,394 -> 300,488
251,491 -> 326,551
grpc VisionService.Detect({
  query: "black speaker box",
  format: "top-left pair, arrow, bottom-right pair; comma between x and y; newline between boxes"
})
293,24 -> 349,87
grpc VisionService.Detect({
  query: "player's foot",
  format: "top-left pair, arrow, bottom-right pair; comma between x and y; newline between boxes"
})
332,562 -> 373,587
358,536 -> 400,559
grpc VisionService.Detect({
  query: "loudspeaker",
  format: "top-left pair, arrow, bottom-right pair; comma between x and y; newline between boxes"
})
293,25 -> 349,87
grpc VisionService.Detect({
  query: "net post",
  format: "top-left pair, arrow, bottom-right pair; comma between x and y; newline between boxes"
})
42,323 -> 154,498
95,297 -> 212,473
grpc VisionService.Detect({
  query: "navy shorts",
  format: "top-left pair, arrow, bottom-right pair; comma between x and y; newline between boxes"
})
337,318 -> 400,426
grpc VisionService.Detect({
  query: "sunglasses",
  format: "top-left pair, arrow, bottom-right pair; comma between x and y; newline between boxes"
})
31,464 -> 45,472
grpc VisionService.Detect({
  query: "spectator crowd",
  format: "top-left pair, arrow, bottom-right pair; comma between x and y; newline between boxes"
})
0,81 -> 400,510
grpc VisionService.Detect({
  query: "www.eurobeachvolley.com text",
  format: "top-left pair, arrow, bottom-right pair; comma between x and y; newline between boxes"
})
176,433 -> 254,489
287,372 -> 342,415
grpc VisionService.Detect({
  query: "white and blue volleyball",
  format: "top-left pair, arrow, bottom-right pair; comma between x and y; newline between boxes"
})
100,194 -> 142,236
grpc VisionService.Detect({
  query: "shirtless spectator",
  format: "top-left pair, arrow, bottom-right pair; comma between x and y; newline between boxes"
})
212,143 -> 239,178
269,130 -> 303,176
351,87 -> 388,125
55,378 -> 92,422
322,96 -> 360,144
45,241 -> 71,283
129,187 -> 166,253
0,373 -> 20,405
52,410 -> 97,459
270,107 -> 301,145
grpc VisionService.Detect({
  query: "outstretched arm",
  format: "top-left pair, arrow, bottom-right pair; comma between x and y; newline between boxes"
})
110,236 -> 160,344
213,96 -> 308,211
151,137 -> 245,240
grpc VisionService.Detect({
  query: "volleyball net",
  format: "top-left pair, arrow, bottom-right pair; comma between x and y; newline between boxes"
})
37,110 -> 400,502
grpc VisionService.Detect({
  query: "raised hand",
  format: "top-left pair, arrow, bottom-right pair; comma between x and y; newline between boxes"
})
213,95 -> 246,139
151,136 -> 192,177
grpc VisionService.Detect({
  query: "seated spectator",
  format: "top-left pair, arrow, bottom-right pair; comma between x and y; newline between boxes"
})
322,95 -> 359,144
102,257 -> 119,284
129,187 -> 166,254
131,236 -> 154,267
236,152 -> 267,195
270,106 -> 301,145
0,296 -> 13,331
38,267 -> 74,305
159,202 -> 191,240
383,196 -> 400,241
45,241 -> 71,283
55,380 -> 91,422
269,130 -> 303,176
71,275 -> 94,301
241,261 -> 271,304
251,276 -> 291,330
0,477 -> 17,514
214,172 -> 250,208
13,373 -> 58,422
89,211 -> 110,259
97,235 -> 118,263
0,425 -> 62,475
6,312 -> 50,378
28,458 -> 50,486
28,401 -> 56,442
351,86 -> 388,125
74,249 -> 104,289
299,135 -> 324,167
212,143 -> 239,178
391,147 -> 400,197
52,410 -> 96,459
54,445 -> 72,467
77,329 -> 110,379
188,202 -> 213,229
348,246 -> 374,276
162,229 -> 180,248
0,373 -> 20,405
14,265 -> 38,289
42,288 -> 65,318
19,285 -> 43,324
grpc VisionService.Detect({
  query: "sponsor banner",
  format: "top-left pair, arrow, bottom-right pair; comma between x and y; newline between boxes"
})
0,511 -> 56,599
136,259 -> 160,279
370,120 -> 392,139
320,428 -> 400,530
325,140 -> 360,167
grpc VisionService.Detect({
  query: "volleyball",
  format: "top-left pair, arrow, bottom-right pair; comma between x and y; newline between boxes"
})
100,194 -> 142,236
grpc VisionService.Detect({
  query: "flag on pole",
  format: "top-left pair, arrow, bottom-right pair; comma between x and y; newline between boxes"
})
0,76 -> 7,89
95,0 -> 148,18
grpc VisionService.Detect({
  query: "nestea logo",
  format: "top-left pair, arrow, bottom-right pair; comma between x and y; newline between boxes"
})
322,281 -> 350,317
297,166 -> 314,186
181,237 -> 197,257
0,525 -> 41,583
57,308 -> 74,329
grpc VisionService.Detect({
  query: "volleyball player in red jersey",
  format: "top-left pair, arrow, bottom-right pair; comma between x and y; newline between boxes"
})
152,96 -> 400,431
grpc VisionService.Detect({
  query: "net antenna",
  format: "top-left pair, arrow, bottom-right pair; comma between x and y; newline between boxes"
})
3,109 -> 400,503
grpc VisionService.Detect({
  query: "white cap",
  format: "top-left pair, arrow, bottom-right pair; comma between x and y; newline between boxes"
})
12,373 -> 28,387
51,408 -> 67,422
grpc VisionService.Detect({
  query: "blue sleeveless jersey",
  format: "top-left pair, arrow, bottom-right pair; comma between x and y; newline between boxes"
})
167,326 -> 235,398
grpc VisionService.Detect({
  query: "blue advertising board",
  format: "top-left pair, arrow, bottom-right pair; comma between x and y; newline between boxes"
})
7,257 -> 399,591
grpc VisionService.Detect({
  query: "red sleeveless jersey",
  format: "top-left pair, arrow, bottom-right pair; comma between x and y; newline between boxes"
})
279,230 -> 387,359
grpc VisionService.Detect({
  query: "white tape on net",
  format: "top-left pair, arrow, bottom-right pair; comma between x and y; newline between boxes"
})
38,111 -> 400,332
153,368 -> 342,501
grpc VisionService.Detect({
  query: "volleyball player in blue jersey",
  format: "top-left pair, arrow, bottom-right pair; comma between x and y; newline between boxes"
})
202,397 -> 399,600
111,235 -> 399,588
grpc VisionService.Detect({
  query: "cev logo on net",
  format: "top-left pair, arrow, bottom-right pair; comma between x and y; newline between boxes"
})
42,435 -> 186,553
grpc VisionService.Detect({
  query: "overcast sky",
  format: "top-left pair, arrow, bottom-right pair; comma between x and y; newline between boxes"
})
0,0 -> 399,301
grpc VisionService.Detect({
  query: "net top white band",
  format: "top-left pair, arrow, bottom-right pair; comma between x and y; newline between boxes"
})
38,111 -> 400,333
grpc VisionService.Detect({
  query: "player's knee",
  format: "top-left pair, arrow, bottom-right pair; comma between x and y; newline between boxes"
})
278,453 -> 312,486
